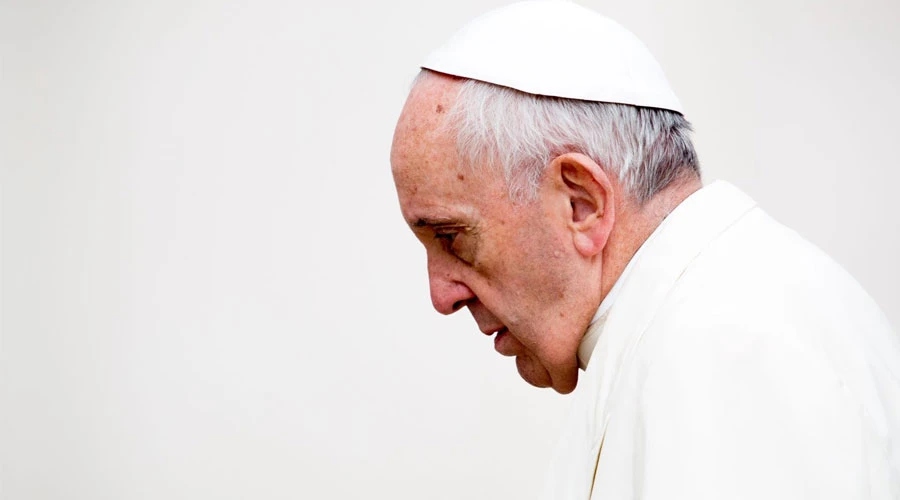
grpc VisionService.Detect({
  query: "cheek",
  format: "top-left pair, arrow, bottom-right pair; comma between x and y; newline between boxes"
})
506,228 -> 574,301
515,355 -> 552,388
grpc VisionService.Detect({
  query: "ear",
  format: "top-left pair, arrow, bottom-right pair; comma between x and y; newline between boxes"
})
544,153 -> 615,258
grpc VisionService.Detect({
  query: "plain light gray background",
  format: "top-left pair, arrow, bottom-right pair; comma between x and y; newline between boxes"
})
1,0 -> 898,498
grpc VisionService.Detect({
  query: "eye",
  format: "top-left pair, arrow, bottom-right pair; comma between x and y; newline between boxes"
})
431,226 -> 474,264
434,231 -> 458,252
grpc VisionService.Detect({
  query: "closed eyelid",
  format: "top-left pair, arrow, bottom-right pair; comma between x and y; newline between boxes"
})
412,217 -> 460,228
411,226 -> 464,242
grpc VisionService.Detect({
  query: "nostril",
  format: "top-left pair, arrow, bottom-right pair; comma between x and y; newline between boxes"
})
429,277 -> 475,315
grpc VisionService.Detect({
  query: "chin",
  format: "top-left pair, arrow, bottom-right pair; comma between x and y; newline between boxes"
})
516,356 -> 578,394
551,376 -> 578,394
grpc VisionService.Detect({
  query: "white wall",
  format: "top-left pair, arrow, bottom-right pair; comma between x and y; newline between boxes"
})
1,1 -> 897,499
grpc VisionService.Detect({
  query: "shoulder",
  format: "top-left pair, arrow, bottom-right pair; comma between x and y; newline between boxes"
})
600,207 -> 900,497
637,206 -> 887,398
629,205 -> 889,439
649,206 -> 887,346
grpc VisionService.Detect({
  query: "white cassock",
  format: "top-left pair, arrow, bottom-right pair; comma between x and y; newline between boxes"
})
543,180 -> 900,499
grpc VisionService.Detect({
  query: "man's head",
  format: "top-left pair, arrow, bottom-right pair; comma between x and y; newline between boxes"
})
390,1 -> 700,393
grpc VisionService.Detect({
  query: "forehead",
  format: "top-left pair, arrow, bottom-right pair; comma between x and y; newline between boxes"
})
391,73 -> 506,224
391,74 -> 460,183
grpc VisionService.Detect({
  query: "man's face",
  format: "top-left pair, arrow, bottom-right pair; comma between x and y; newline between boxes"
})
390,75 -> 598,394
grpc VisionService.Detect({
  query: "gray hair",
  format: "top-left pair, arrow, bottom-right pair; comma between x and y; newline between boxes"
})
416,69 -> 700,204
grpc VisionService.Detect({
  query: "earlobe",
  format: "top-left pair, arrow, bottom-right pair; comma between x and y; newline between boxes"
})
548,153 -> 615,258
573,232 -> 598,256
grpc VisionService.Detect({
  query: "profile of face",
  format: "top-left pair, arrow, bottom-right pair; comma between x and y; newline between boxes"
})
390,74 -> 615,394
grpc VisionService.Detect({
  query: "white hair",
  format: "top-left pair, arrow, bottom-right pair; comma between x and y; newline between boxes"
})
415,69 -> 700,204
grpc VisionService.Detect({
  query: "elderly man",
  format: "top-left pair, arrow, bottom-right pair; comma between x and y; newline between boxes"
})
390,1 -> 900,498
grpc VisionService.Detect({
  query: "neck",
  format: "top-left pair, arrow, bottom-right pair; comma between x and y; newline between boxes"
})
599,176 -> 703,301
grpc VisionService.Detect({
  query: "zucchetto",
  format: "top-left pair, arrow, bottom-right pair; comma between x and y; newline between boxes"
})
422,0 -> 684,113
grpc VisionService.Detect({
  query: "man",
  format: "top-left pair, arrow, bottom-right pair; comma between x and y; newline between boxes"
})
390,1 -> 900,498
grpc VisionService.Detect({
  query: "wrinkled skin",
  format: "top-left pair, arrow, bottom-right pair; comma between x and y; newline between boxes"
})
390,74 -> 615,394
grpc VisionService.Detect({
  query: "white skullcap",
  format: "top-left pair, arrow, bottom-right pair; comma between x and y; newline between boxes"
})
422,0 -> 684,113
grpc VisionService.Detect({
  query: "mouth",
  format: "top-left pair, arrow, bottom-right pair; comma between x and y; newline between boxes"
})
492,327 -> 512,354
479,325 -> 514,355
481,325 -> 507,337
480,325 -> 505,336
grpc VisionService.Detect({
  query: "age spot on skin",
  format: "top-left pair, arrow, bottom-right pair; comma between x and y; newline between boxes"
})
435,104 -> 445,114
457,173 -> 465,181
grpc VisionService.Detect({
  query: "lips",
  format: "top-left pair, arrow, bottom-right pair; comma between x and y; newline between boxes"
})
480,325 -> 506,336
477,323 -> 516,355
493,327 -> 515,356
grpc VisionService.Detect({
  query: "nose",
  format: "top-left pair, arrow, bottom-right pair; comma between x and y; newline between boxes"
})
427,255 -> 476,315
